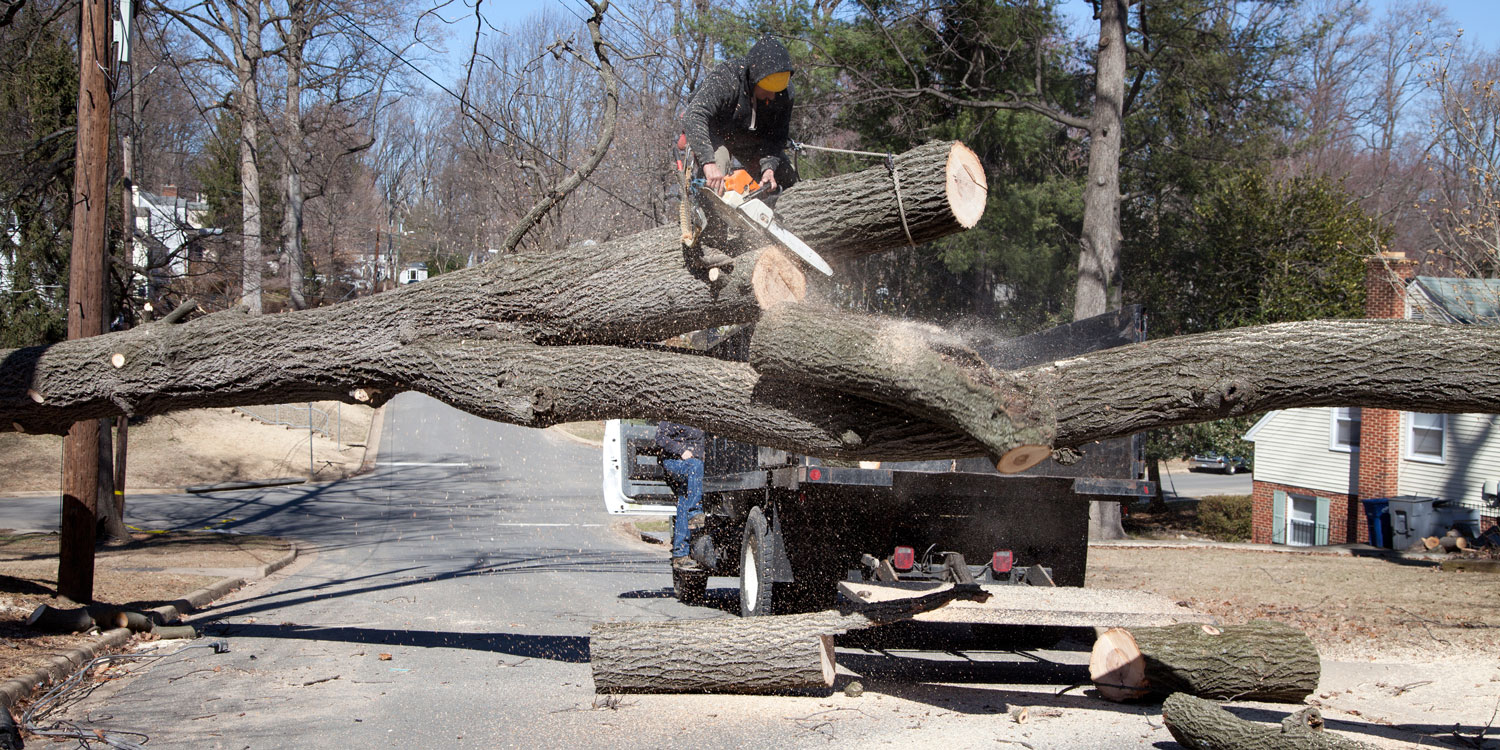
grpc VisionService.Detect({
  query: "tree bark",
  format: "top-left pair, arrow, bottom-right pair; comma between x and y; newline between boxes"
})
281,0 -> 306,310
1076,0 -> 1126,320
4,139 -> 1500,472
591,585 -> 989,694
751,303 -> 1054,471
1078,0 -> 1130,542
236,0 -> 265,314
1090,622 -> 1320,703
25,604 -> 95,633
1162,693 -> 1380,750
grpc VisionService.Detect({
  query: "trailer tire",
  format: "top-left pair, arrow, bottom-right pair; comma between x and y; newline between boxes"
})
739,506 -> 776,617
672,568 -> 709,606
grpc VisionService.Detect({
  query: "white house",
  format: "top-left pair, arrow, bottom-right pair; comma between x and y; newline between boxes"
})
1245,252 -> 1500,547
132,185 -> 214,298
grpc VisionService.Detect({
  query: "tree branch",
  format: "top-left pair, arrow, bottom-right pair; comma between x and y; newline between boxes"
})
501,0 -> 618,252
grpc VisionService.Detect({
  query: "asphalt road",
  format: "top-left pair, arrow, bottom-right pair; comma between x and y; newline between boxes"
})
1,395 -> 1445,749
1156,463 -> 1253,499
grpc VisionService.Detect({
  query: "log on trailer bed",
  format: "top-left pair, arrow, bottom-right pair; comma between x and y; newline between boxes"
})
590,584 -> 989,694
1090,621 -> 1319,703
1162,693 -> 1380,750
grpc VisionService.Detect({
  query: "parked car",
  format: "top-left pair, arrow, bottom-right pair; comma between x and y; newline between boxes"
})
1189,453 -> 1250,474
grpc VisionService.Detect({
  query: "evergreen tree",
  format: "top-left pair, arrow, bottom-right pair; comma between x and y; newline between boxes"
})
0,10 -> 79,346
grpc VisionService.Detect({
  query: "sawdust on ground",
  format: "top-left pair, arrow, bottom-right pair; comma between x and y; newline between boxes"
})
0,402 -> 375,492
0,531 -> 292,688
1087,546 -> 1500,662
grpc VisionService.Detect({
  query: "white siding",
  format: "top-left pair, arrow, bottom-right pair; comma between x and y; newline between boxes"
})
1399,412 -> 1500,507
1245,409 -> 1358,494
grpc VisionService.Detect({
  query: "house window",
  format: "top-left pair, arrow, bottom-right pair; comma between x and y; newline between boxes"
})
1406,413 -> 1445,463
1286,495 -> 1318,547
1330,407 -> 1361,452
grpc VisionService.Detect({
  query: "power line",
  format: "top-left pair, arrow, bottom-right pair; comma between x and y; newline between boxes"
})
328,11 -> 656,223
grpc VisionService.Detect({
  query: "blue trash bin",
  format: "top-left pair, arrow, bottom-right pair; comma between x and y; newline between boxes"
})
1361,498 -> 1391,548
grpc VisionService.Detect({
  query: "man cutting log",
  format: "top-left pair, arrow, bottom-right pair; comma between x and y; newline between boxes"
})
678,34 -> 799,271
684,33 -> 799,196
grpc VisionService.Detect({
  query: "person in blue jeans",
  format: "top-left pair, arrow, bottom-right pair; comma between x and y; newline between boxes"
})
656,421 -> 706,571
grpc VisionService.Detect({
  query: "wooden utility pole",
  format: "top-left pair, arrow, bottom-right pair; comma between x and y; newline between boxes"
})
58,0 -> 115,602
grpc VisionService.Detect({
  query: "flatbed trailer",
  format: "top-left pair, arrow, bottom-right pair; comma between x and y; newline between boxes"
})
603,307 -> 1156,618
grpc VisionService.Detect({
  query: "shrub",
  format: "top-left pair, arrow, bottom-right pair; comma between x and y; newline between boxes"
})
1197,495 -> 1252,542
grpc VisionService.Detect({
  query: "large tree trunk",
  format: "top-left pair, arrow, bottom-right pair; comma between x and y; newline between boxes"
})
1090,622 -> 1320,703
282,8 -> 306,311
1076,0 -> 1126,319
1162,693 -> 1380,750
4,141 -> 1500,471
591,585 -> 989,694
236,0 -> 264,315
1079,0 -> 1130,541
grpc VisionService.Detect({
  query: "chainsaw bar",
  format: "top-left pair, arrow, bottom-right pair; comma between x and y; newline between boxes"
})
692,183 -> 833,276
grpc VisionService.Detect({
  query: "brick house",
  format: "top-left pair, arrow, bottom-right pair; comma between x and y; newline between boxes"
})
1244,252 -> 1500,546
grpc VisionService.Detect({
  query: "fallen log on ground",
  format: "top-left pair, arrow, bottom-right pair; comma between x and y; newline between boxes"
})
1162,693 -> 1380,750
1090,621 -> 1319,703
590,584 -> 990,694
25,604 -> 94,633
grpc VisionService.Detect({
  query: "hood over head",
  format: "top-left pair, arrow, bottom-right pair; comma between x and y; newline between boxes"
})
745,34 -> 793,91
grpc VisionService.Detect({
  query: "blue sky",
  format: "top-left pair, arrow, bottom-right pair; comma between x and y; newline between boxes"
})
472,0 -> 1499,64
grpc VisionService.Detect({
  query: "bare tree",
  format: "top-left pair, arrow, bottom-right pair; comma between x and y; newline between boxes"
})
1422,46 -> 1500,282
154,0 -> 274,313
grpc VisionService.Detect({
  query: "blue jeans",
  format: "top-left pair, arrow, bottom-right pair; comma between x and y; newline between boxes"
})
663,457 -> 704,558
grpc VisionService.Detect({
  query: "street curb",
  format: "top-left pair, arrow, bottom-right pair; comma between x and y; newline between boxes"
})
0,626 -> 133,711
0,541 -> 301,714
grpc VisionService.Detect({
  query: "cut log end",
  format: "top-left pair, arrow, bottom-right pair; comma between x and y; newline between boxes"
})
752,246 -> 807,309
945,142 -> 988,229
26,604 -> 95,633
27,389 -> 43,404
1089,627 -> 1149,702
110,353 -> 126,368
996,444 -> 1051,474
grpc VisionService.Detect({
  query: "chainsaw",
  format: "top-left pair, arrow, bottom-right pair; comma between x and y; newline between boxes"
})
674,136 -> 832,277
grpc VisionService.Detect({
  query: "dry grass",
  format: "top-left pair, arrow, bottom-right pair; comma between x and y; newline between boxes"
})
0,531 -> 291,686
0,402 -> 374,492
1088,546 -> 1500,662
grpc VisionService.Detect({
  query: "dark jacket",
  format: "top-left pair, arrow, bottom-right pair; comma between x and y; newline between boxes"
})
655,421 -> 706,460
684,35 -> 794,177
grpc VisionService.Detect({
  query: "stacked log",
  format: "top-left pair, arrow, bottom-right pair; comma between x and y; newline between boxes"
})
591,584 -> 989,694
1090,621 -> 1319,703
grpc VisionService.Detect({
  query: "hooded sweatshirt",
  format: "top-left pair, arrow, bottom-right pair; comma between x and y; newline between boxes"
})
683,35 -> 794,177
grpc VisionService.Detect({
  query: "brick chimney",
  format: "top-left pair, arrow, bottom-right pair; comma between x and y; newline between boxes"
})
161,184 -> 179,199
1357,252 -> 1417,500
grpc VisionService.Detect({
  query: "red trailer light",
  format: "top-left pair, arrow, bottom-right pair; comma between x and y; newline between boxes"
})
808,468 -> 822,481
892,546 -> 915,570
991,550 -> 1013,574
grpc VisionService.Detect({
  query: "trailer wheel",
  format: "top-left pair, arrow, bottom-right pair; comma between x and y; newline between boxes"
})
672,567 -> 708,606
739,506 -> 776,617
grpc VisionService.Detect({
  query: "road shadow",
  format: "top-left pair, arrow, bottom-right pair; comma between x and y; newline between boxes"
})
204,548 -> 663,622
617,585 -> 741,615
206,621 -> 590,663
